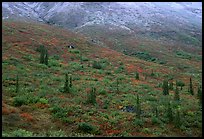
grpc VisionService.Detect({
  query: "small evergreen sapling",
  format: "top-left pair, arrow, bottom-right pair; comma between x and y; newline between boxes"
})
197,86 -> 202,105
64,73 -> 70,93
135,71 -> 139,80
16,74 -> 19,93
163,79 -> 169,95
189,77 -> 194,95
174,83 -> 180,101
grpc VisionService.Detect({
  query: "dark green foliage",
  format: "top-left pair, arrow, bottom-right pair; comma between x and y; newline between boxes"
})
69,75 -> 72,88
189,77 -> 194,95
87,87 -> 96,105
154,106 -> 159,118
133,51 -> 157,62
162,79 -> 169,95
150,69 -> 155,77
169,82 -> 173,90
151,116 -> 161,125
135,71 -> 139,80
44,49 -> 48,65
78,122 -> 95,134
50,105 -> 68,119
116,78 -> 119,93
176,80 -> 185,90
197,86 -> 202,105
39,45 -> 48,65
39,45 -> 45,64
166,102 -> 173,123
136,94 -> 141,119
103,99 -> 109,109
133,118 -> 144,127
63,74 -> 70,93
92,61 -> 102,69
15,74 -> 19,93
13,95 -> 28,106
174,109 -> 181,128
174,84 -> 180,101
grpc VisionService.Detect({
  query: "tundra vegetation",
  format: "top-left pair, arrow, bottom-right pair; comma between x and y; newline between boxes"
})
2,20 -> 202,137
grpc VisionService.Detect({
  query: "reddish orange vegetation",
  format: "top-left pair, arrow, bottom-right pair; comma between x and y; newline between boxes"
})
126,64 -> 136,73
2,102 -> 17,115
20,112 -> 34,122
106,129 -> 121,135
59,95 -> 65,99
2,107 -> 10,115
35,103 -> 49,109
93,74 -> 104,81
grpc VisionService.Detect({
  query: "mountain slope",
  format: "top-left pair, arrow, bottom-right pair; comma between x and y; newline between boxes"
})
2,2 -> 202,46
2,20 -> 202,137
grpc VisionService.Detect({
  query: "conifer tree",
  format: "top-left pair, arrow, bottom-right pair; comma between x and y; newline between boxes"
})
169,82 -> 173,90
87,87 -> 96,105
135,71 -> 139,80
44,49 -> 48,65
136,94 -> 141,118
174,109 -> 181,128
69,75 -> 72,88
116,78 -> 119,93
40,45 -> 45,64
163,79 -> 169,95
176,80 -> 185,90
167,102 -> 173,122
15,74 -> 19,93
197,86 -> 202,105
155,106 -> 158,118
189,77 -> 194,95
174,83 -> 180,101
64,73 -> 70,93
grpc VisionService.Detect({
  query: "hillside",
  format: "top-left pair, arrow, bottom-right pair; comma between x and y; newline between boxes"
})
2,20 -> 202,137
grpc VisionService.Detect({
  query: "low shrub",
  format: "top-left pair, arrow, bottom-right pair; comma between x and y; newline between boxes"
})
92,61 -> 102,69
78,122 -> 96,134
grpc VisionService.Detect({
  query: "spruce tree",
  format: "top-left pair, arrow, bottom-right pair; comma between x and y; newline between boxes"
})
40,45 -> 45,64
136,94 -> 141,119
189,77 -> 194,95
87,87 -> 96,105
174,83 -> 180,101
69,75 -> 72,88
174,109 -> 181,128
135,72 -> 139,80
163,79 -> 169,95
116,78 -> 119,93
197,86 -> 202,105
155,106 -> 158,118
167,102 -> 173,122
64,73 -> 70,93
169,82 -> 173,90
15,74 -> 19,93
44,49 -> 48,65
176,80 -> 185,90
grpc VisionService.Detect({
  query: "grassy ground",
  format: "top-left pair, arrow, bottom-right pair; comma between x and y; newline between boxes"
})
2,20 -> 202,137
